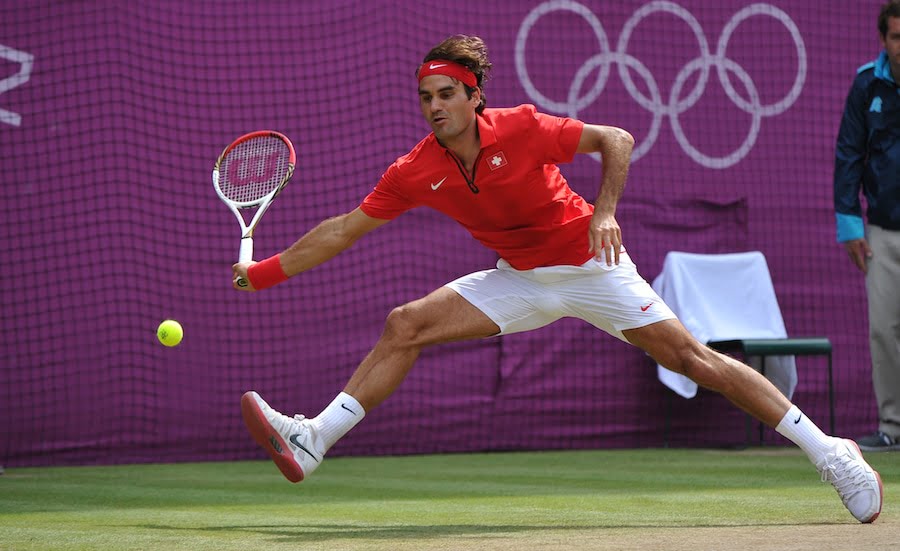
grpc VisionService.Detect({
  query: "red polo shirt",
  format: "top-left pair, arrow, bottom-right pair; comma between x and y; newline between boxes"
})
360,104 -> 592,270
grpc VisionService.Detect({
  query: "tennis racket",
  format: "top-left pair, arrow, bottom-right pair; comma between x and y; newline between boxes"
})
212,130 -> 295,287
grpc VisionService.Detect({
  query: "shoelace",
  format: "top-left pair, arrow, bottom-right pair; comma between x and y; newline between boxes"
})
276,413 -> 307,435
269,409 -> 307,434
818,449 -> 869,501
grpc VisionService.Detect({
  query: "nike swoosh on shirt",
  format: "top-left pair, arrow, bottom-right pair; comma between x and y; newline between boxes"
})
429,63 -> 447,69
430,177 -> 447,190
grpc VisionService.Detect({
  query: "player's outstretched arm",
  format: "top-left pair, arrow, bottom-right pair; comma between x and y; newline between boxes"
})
232,208 -> 389,291
279,208 -> 389,275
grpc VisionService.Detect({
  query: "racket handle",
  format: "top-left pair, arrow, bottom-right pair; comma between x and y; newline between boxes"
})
236,237 -> 254,288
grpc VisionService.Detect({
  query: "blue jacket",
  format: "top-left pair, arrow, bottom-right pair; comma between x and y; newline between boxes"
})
834,51 -> 900,241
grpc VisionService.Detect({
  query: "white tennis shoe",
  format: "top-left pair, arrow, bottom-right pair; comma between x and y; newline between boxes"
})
816,438 -> 883,523
240,391 -> 324,482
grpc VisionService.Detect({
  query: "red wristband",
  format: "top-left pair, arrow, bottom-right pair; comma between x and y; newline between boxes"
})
247,254 -> 289,290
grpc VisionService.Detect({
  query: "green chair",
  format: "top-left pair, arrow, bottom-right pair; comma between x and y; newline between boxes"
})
708,338 -> 835,444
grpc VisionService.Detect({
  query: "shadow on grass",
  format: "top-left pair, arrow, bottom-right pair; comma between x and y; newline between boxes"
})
130,521 -> 843,543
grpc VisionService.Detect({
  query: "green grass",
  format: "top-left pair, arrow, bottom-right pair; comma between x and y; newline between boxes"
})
0,449 -> 897,550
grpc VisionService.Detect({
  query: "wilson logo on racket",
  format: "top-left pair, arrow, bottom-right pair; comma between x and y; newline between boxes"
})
228,152 -> 284,186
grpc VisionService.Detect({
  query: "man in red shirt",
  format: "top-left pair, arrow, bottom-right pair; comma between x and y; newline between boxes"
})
233,35 -> 881,523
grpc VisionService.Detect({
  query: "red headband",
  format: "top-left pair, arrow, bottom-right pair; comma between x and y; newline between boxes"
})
417,59 -> 477,88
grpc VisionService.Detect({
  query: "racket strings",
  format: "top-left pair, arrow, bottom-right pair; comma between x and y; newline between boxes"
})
218,136 -> 291,204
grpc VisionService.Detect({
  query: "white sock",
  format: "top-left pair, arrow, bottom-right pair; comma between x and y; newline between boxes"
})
310,392 -> 365,453
775,405 -> 837,463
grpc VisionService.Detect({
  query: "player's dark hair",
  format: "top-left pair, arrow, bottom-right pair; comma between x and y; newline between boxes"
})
420,35 -> 492,114
878,0 -> 900,38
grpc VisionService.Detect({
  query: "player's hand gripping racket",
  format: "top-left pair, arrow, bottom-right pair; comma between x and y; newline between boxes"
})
212,131 -> 295,287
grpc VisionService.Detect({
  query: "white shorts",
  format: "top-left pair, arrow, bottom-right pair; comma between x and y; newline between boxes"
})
445,252 -> 676,342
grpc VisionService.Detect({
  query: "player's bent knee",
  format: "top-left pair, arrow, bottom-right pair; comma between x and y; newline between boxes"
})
382,303 -> 432,347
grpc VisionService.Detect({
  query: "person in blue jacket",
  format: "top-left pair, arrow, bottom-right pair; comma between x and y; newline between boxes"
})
834,0 -> 900,451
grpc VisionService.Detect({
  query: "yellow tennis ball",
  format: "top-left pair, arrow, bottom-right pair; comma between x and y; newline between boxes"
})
157,319 -> 183,347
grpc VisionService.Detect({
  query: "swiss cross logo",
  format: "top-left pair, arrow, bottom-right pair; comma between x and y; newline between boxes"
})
487,151 -> 508,171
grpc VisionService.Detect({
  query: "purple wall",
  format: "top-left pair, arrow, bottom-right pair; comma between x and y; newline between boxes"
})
1,1 -> 884,466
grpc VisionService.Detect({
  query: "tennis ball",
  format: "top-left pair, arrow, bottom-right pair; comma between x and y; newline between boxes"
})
157,319 -> 183,347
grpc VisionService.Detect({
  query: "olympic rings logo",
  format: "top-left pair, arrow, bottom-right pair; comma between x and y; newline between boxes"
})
514,0 -> 807,169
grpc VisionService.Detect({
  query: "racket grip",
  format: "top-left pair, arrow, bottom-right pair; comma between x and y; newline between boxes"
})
236,237 -> 254,288
239,237 -> 254,263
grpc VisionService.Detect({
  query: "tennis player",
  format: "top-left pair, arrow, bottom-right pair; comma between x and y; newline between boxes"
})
233,35 -> 882,522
